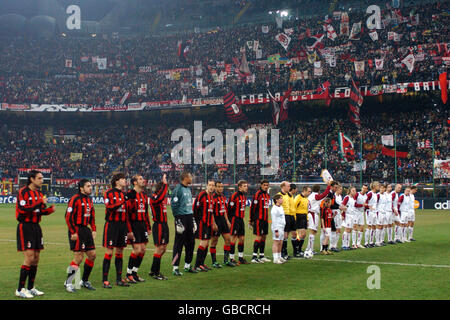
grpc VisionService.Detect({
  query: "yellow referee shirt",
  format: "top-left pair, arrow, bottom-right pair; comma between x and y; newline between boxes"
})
277,191 -> 296,217
294,194 -> 309,215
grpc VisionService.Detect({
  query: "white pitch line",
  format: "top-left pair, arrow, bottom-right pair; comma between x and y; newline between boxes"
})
315,258 -> 450,269
1,239 -> 449,269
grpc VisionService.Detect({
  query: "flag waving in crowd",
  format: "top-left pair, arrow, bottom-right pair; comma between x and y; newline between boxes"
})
268,87 -> 292,126
348,79 -> 363,128
223,91 -> 246,123
338,132 -> 356,162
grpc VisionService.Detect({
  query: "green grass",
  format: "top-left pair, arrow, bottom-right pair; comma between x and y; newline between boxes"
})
0,204 -> 449,300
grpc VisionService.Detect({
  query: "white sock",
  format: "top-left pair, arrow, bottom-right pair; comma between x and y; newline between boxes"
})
381,228 -> 385,243
184,263 -> 190,269
230,254 -> 235,260
173,266 -> 179,272
371,229 -> 376,244
409,227 -> 414,239
387,227 -> 392,241
358,231 -> 363,246
352,230 -> 357,246
402,227 -> 406,241
307,234 -> 315,252
375,229 -> 380,244
330,232 -> 336,248
238,252 -> 244,258
394,226 -> 399,241
320,232 -> 325,251
364,229 -> 369,245
342,232 -> 348,247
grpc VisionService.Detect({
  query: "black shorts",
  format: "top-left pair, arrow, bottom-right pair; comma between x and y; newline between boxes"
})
68,226 -> 95,252
212,216 -> 230,237
252,219 -> 269,236
128,220 -> 149,244
284,215 -> 297,232
331,219 -> 336,232
230,216 -> 245,237
152,222 -> 169,246
296,214 -> 308,230
195,221 -> 212,240
103,221 -> 128,248
17,223 -> 43,251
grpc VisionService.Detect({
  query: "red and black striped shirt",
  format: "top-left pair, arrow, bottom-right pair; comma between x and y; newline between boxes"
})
126,189 -> 151,230
213,192 -> 228,218
250,189 -> 270,222
193,191 -> 215,226
65,193 -> 96,234
16,186 -> 54,223
321,206 -> 333,228
227,191 -> 247,219
150,183 -> 168,223
104,188 -> 132,232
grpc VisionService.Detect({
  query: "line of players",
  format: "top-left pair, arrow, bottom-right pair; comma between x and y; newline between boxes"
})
14,169 -> 417,298
272,180 -> 417,262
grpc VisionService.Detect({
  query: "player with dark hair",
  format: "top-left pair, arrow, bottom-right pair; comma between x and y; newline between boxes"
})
102,173 -> 134,288
306,181 -> 332,254
149,174 -> 169,280
64,179 -> 97,292
210,181 -> 234,267
125,174 -> 151,283
15,170 -> 55,298
193,180 -> 216,272
228,180 -> 249,265
250,179 -> 271,263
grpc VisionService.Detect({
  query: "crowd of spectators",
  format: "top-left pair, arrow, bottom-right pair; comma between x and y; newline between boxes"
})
0,1 -> 448,106
0,100 -> 447,186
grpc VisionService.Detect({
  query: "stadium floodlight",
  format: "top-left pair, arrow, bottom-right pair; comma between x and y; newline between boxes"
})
61,33 -> 66,37
268,11 -> 273,14
91,33 -> 96,37
276,10 -> 280,13
280,10 -> 288,17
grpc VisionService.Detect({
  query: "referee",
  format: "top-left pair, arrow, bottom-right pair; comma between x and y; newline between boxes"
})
294,186 -> 311,257
171,172 -> 197,276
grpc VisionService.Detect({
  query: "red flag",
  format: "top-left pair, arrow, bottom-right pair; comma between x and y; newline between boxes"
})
317,81 -> 332,106
348,79 -> 363,128
269,87 -> 292,126
439,72 -> 448,104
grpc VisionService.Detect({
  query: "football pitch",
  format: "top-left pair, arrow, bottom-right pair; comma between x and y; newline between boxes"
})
0,204 -> 449,300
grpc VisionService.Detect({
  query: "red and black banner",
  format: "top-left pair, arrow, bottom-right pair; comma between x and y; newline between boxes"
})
348,79 -> 363,128
223,91 -> 246,123
439,72 -> 448,104
381,145 -> 409,158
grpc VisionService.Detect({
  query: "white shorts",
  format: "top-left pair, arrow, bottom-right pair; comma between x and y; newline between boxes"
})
377,212 -> 387,226
406,211 -> 415,223
385,211 -> 394,225
322,227 -> 332,238
307,212 -> 319,231
333,212 -> 343,229
272,228 -> 285,241
395,212 -> 407,224
342,213 -> 354,229
353,211 -> 365,226
365,211 -> 377,226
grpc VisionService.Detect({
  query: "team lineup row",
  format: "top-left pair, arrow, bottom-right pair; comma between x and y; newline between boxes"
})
13,170 -> 417,298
